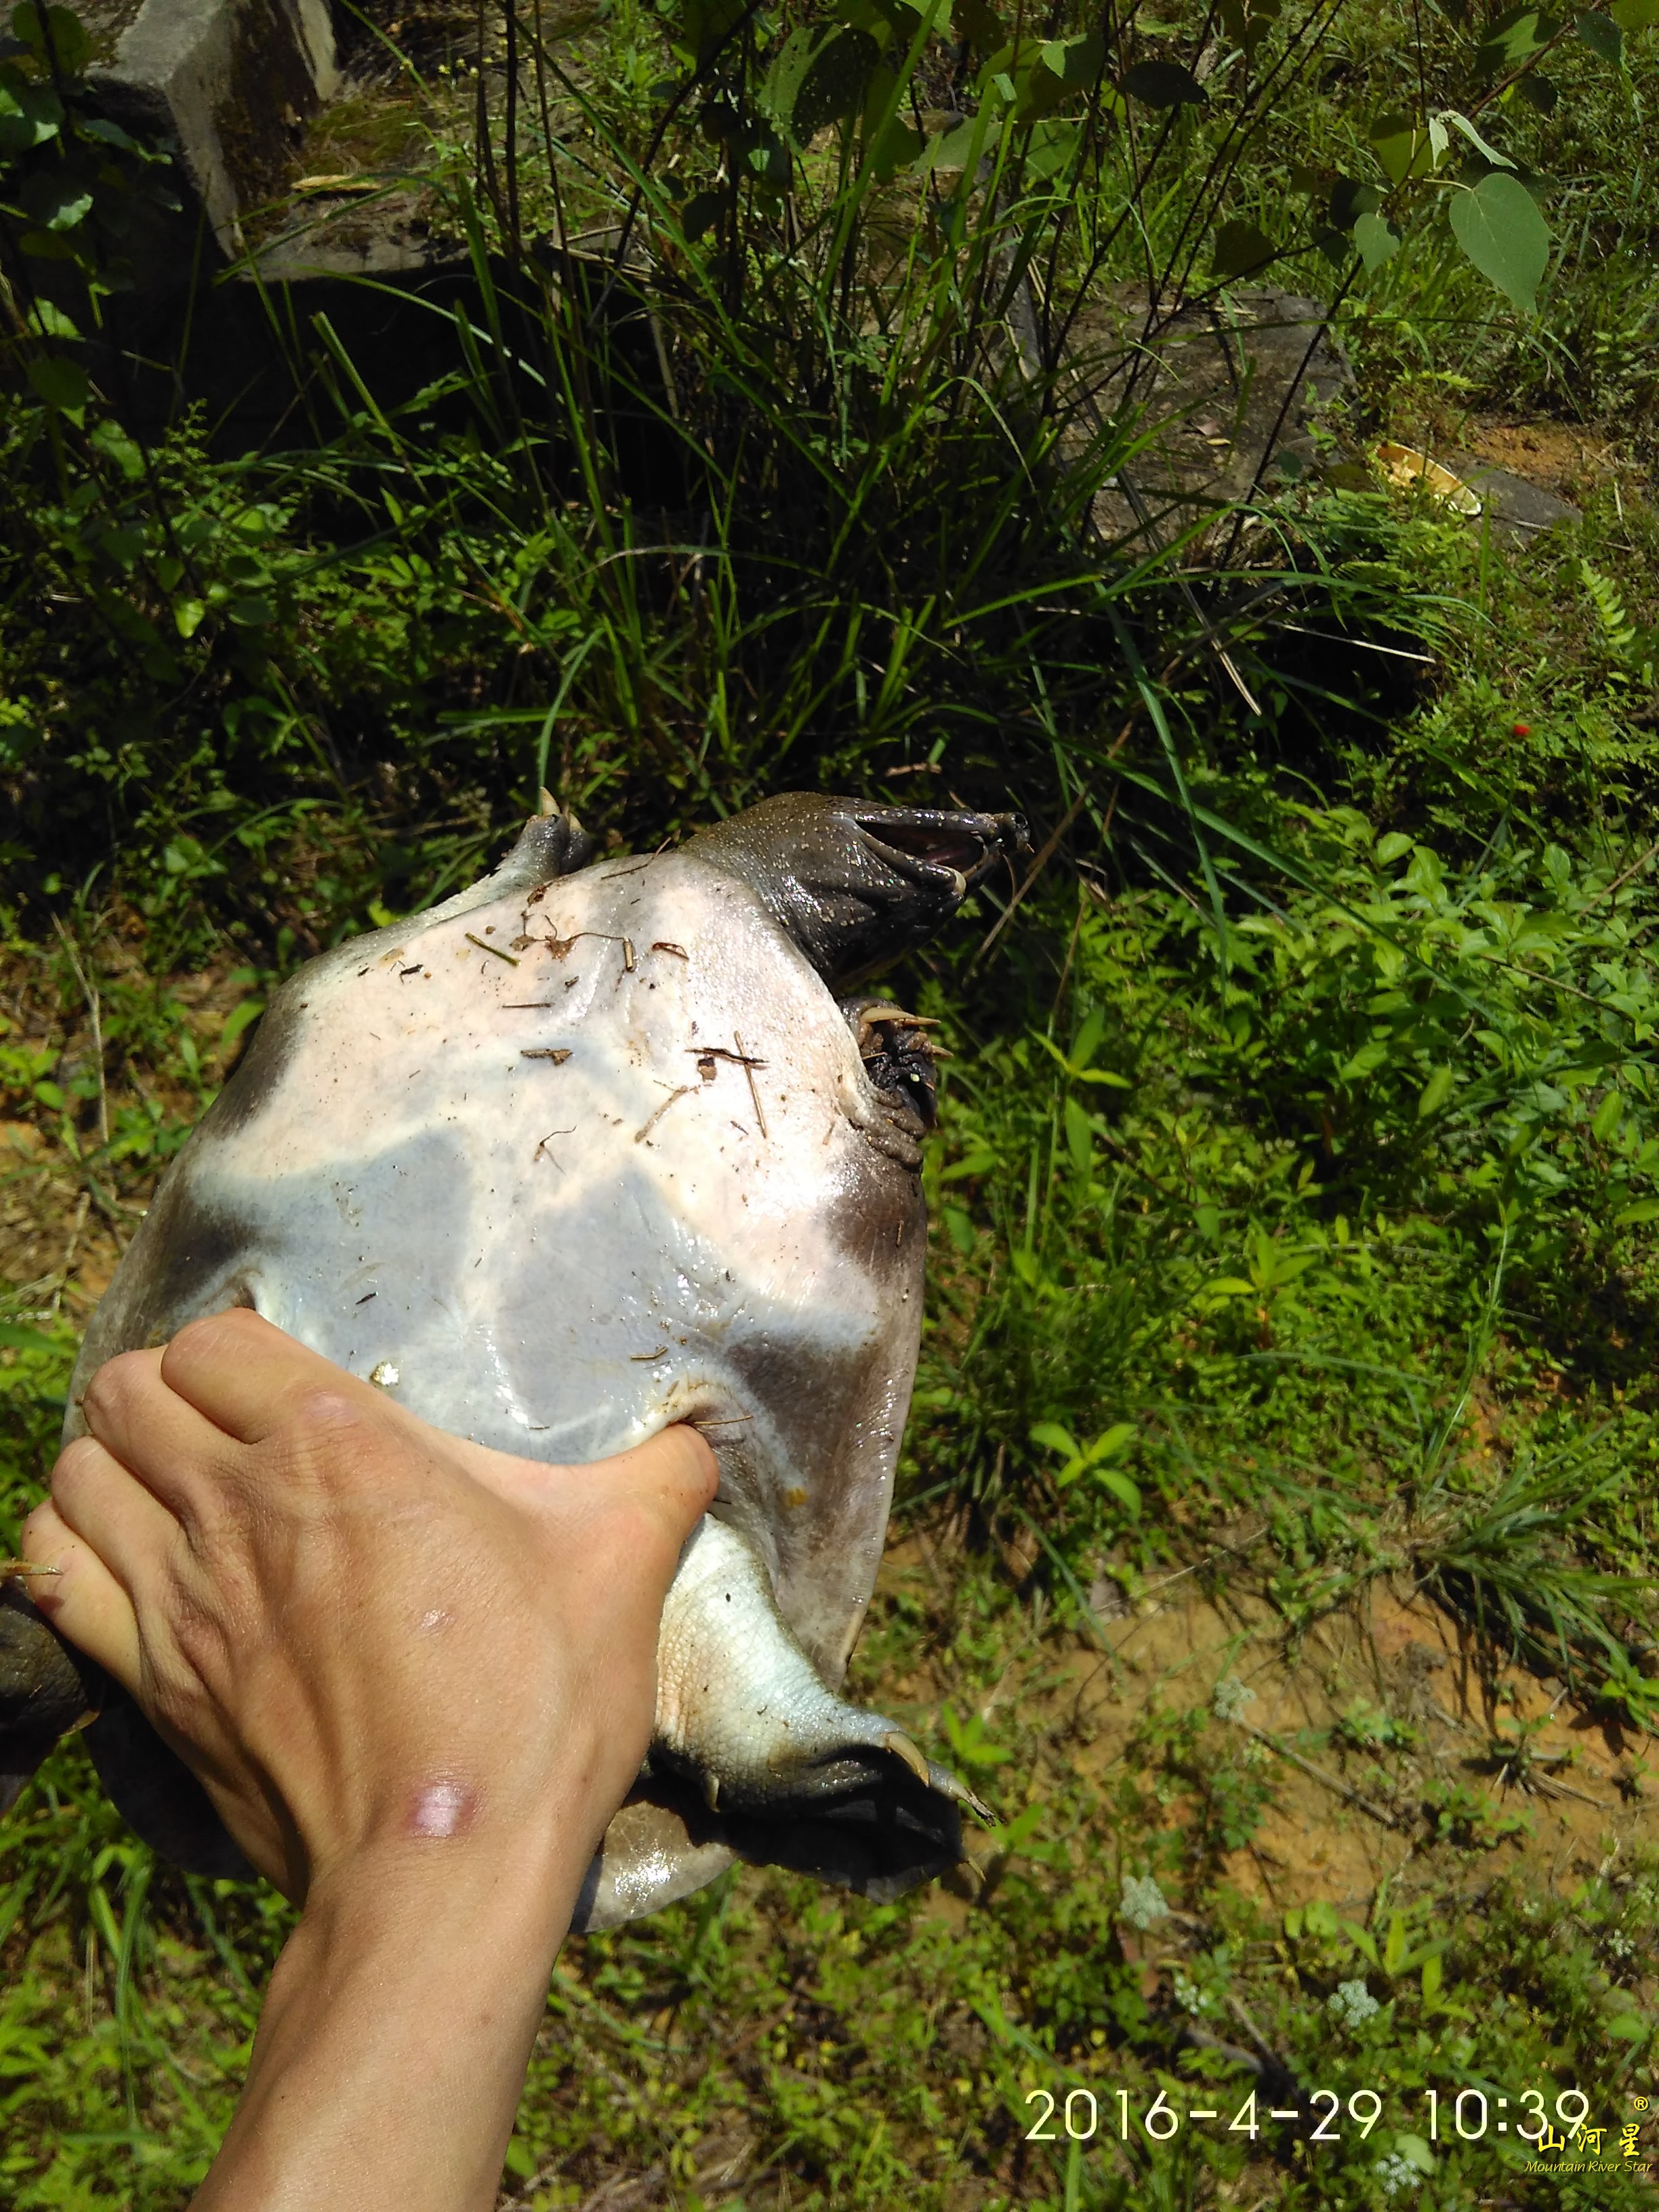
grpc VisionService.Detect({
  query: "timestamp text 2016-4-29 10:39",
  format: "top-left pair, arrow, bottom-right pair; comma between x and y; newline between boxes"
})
1023,2085 -> 1653,2159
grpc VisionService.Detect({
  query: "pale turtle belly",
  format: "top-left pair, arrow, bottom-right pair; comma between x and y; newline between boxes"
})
112,851 -> 924,1683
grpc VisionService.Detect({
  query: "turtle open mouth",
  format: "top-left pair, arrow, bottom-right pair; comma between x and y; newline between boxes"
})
851,808 -> 1027,890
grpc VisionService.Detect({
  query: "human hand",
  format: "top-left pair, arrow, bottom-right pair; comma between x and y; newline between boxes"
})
20,1311 -> 716,2211
20,1308 -> 716,1910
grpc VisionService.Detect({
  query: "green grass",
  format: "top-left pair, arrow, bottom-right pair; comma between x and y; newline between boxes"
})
3,0 -> 1659,2198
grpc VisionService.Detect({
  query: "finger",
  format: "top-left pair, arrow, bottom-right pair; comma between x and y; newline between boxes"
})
592,1427 -> 720,1550
77,1347 -> 241,1525
20,1498 -> 143,1689
49,1433 -> 184,1599
462,1424 -> 718,1554
159,1308 -> 384,1447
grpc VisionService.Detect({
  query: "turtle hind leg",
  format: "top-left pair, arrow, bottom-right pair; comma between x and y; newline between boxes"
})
653,1517 -> 990,1900
0,1583 -> 106,1814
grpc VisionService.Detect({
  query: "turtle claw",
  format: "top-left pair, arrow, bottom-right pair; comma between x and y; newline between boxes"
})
926,1759 -> 995,1825
882,1727 -> 932,1784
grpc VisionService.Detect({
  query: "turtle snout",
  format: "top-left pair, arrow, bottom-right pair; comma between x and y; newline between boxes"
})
849,806 -> 1027,896
683,790 -> 1029,987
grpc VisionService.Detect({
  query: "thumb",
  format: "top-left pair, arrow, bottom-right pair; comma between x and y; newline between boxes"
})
584,1425 -> 720,1554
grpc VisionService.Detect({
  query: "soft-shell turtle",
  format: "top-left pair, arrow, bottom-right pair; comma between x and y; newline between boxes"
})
0,792 -> 1023,1927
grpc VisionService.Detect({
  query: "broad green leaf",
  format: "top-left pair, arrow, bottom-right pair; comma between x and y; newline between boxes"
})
13,0 -> 91,73
1517,70 -> 1559,109
679,187 -> 724,241
1025,117 -> 1081,176
173,596 -> 206,638
1382,1913 -> 1407,1973
1071,1006 -> 1107,1069
23,167 -> 94,230
943,1204 -> 975,1254
0,1321 -> 61,1353
1610,0 -> 1656,26
1039,27 -> 1103,82
1088,1422 -> 1137,1460
25,353 -> 88,418
1393,2133 -> 1435,2175
1574,7 -> 1623,58
1121,59 -> 1204,105
1448,171 -> 1550,313
1475,4 -> 1561,70
1353,211 -> 1400,270
865,104 -> 922,180
1420,1951 -> 1443,2002
1012,55 -> 1068,119
26,298 -> 79,340
0,69 -> 62,155
1418,1065 -> 1454,1117
1369,112 -> 1434,183
763,27 -> 818,128
1330,176 -> 1381,225
82,115 -> 139,149
1030,1421 -> 1080,1458
1212,219 -> 1274,277
218,997 -> 266,1055
1616,1197 -> 1659,1225
1606,2014 -> 1648,2041
1592,1090 -> 1624,1140
921,112 -> 989,173
1338,1038 -> 1391,1082
939,1147 -> 997,1182
1097,1467 -> 1142,1515
792,26 -> 880,140
1344,1921 -> 1380,1967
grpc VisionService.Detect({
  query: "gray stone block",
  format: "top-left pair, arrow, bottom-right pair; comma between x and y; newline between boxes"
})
1078,288 -> 1355,552
75,0 -> 337,275
1443,452 -> 1581,543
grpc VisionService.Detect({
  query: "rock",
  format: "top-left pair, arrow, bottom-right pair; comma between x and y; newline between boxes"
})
73,0 -> 337,277
1076,288 -> 1355,550
1442,452 -> 1582,543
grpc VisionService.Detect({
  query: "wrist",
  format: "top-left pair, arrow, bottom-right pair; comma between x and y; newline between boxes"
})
190,1819 -> 588,2211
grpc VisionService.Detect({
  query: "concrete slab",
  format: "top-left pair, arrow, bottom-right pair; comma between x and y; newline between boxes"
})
73,0 -> 337,273
1443,451 -> 1581,543
1072,287 -> 1354,552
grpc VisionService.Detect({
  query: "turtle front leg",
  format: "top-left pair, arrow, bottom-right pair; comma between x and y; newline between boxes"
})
0,1582 -> 104,1816
651,1518 -> 988,1897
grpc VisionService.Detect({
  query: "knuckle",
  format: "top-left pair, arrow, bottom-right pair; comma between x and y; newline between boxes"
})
81,1350 -> 148,1422
164,1307 -> 257,1374
285,1389 -> 381,1477
19,1498 -> 58,1550
50,1433 -> 104,1498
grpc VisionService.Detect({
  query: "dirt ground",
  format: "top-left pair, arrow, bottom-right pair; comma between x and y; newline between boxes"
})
878,1532 -> 1654,1932
1460,419 -> 1630,506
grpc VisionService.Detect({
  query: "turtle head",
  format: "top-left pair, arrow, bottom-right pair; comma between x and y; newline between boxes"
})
685,792 -> 1028,985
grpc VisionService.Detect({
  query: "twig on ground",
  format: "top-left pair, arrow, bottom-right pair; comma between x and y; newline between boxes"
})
1244,1725 -> 1403,1829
